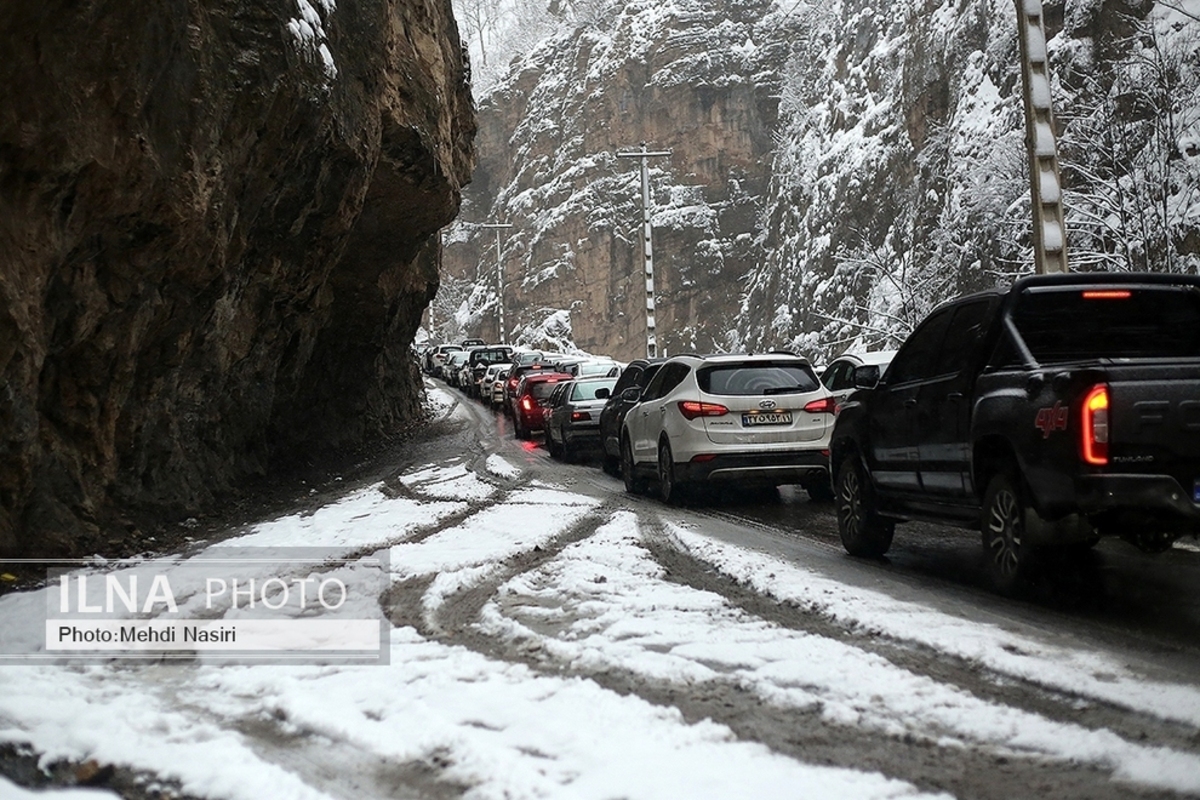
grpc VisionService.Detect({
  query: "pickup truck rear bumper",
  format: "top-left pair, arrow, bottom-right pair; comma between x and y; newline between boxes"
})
1075,474 -> 1200,531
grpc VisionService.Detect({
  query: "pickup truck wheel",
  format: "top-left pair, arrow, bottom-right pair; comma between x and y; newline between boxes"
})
982,474 -> 1032,595
836,460 -> 894,557
622,437 -> 649,495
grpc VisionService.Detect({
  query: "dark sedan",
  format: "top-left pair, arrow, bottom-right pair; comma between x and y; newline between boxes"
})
597,358 -> 665,475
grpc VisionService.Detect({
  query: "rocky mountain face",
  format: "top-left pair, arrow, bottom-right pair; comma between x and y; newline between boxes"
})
0,0 -> 474,556
441,0 -> 1199,359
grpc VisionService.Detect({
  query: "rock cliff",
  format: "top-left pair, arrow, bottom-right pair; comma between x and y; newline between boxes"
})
442,0 -> 1198,360
0,0 -> 475,555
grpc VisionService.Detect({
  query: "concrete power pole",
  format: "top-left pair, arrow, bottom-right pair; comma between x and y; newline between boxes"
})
617,143 -> 671,358
1014,0 -> 1068,274
480,222 -> 513,342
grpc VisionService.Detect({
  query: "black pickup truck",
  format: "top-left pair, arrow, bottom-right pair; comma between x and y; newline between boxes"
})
830,272 -> 1200,593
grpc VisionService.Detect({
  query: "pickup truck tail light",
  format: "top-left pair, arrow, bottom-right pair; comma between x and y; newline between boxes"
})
1080,384 -> 1109,466
678,401 -> 730,420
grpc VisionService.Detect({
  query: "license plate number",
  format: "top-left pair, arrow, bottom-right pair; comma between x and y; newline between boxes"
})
742,411 -> 792,427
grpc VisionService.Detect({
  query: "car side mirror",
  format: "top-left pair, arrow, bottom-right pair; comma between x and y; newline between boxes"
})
595,387 -> 611,400
853,364 -> 881,389
621,387 -> 642,402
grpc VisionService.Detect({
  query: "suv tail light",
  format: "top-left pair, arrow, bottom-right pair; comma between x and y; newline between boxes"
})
677,401 -> 729,420
521,396 -> 535,411
802,397 -> 838,414
1080,384 -> 1109,466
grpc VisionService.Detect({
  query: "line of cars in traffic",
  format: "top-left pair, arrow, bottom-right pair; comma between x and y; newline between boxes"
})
419,340 -> 895,506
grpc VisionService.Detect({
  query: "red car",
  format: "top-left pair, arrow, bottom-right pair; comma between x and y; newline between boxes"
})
510,372 -> 572,440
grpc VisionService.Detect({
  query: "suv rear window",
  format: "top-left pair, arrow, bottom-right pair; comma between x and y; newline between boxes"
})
697,362 -> 820,396
1013,287 -> 1200,361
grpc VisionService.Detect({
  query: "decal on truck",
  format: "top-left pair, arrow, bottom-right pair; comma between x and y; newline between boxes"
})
1035,401 -> 1069,439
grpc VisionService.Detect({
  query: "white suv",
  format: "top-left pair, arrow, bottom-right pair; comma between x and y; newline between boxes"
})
619,353 -> 836,503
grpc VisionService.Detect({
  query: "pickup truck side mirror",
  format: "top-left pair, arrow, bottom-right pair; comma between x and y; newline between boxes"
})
595,387 -> 611,400
620,387 -> 642,402
853,364 -> 881,390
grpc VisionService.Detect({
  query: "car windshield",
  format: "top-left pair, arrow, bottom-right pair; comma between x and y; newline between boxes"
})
1012,287 -> 1200,361
697,363 -> 820,396
578,362 -> 618,376
570,379 -> 617,401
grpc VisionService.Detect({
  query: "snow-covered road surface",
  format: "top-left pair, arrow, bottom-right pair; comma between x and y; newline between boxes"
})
2,382 -> 1199,799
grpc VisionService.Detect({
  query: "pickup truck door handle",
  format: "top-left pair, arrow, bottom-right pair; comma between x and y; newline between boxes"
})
947,392 -> 964,401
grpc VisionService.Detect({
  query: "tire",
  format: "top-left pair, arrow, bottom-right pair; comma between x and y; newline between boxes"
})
836,459 -> 894,558
560,433 -> 574,463
981,473 -> 1034,596
657,440 -> 687,504
514,419 -> 528,440
602,452 -> 620,477
802,475 -> 835,503
622,436 -> 649,495
546,427 -> 561,457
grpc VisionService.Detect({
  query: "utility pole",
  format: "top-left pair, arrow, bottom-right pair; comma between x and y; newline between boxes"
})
617,142 -> 671,358
1014,0 -> 1068,274
479,222 -> 513,341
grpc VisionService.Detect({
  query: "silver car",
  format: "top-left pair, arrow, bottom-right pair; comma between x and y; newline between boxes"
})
543,377 -> 619,461
620,353 -> 836,503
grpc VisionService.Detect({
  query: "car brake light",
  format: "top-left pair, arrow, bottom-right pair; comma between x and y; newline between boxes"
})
571,411 -> 592,422
1082,290 -> 1131,300
1080,384 -> 1109,466
521,396 -> 534,411
802,397 -> 838,414
677,401 -> 729,420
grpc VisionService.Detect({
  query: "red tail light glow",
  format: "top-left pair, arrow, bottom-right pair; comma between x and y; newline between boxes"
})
1080,384 -> 1109,466
1082,290 -> 1131,300
521,396 -> 534,411
678,401 -> 730,420
803,397 -> 838,414
571,411 -> 592,422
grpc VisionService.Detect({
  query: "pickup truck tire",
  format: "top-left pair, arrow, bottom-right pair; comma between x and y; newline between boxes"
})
982,473 -> 1033,595
836,460 -> 895,558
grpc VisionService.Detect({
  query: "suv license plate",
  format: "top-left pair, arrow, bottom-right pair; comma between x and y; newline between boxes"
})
742,411 -> 792,427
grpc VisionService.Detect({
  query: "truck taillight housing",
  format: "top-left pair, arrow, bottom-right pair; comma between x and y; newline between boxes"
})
1080,384 -> 1109,466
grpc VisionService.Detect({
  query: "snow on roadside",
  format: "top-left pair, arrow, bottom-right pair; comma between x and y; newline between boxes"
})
0,775 -> 119,798
189,627 -> 939,800
398,463 -> 497,502
222,481 -> 464,549
665,521 -> 1200,729
485,453 -> 521,480
388,486 -> 600,616
480,512 -> 1200,795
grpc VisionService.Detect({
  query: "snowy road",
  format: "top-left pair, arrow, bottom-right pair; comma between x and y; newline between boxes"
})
3,380 -> 1200,799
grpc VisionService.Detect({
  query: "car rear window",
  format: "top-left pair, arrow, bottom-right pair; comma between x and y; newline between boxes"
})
1013,287 -> 1200,361
697,362 -> 820,396
529,380 -> 562,400
570,379 -> 617,401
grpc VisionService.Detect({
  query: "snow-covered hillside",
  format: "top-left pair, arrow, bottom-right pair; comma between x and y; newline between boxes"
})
442,0 -> 1200,361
